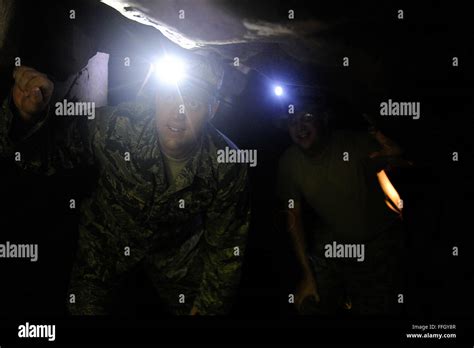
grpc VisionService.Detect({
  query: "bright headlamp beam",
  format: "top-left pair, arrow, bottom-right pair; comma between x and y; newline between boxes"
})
274,85 -> 283,96
153,55 -> 186,84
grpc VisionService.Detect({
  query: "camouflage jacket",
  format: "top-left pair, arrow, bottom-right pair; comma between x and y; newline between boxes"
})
0,96 -> 250,315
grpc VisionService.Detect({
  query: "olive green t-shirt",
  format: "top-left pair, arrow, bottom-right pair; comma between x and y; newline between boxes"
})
162,153 -> 190,185
277,130 -> 399,251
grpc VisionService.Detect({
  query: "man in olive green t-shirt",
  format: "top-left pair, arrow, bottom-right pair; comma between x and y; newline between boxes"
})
277,98 -> 406,316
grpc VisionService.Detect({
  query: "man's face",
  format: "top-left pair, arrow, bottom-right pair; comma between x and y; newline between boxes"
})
155,84 -> 218,158
287,112 -> 324,151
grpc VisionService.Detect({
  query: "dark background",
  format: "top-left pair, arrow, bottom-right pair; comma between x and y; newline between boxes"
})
0,0 -> 473,344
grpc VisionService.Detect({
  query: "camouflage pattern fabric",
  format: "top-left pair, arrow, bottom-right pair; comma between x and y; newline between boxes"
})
0,96 -> 251,315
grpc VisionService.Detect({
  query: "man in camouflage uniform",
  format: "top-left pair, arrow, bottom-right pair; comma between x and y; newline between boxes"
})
276,95 -> 406,316
0,53 -> 250,315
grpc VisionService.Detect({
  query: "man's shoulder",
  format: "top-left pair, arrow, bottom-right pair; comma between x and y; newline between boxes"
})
330,129 -> 381,161
332,129 -> 376,152
102,101 -> 153,121
332,129 -> 367,142
95,101 -> 154,135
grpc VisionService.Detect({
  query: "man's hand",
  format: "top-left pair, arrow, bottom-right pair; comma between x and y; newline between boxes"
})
368,127 -> 413,170
12,66 -> 54,123
295,272 -> 320,312
368,127 -> 402,158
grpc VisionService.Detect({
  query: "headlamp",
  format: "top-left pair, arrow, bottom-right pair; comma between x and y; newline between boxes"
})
274,85 -> 284,96
152,55 -> 186,84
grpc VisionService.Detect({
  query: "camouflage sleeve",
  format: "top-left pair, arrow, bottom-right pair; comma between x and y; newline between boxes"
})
194,162 -> 251,315
0,96 -> 107,175
67,219 -> 118,315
